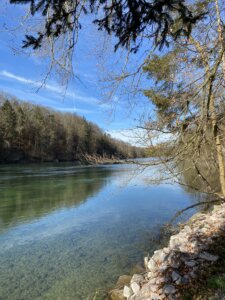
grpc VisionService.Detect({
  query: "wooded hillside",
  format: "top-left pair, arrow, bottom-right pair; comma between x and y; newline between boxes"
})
0,95 -> 144,163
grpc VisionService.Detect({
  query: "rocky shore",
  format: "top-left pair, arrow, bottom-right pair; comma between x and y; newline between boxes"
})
110,202 -> 225,300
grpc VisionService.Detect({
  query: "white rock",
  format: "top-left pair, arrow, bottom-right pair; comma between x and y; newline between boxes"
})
131,282 -> 140,294
131,274 -> 144,284
144,256 -> 149,268
149,278 -> 157,285
158,265 -> 169,272
183,225 -> 192,232
123,285 -> 132,298
148,258 -> 157,270
150,284 -> 158,293
163,247 -> 170,254
150,292 -> 162,299
169,236 -> 182,250
153,250 -> 168,263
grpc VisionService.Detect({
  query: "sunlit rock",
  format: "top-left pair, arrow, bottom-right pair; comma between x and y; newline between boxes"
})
130,282 -> 140,294
123,286 -> 133,299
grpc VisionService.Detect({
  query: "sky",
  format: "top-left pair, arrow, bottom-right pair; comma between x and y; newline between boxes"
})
0,1 -> 153,146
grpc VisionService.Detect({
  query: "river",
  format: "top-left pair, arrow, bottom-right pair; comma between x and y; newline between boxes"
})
0,162 -> 200,299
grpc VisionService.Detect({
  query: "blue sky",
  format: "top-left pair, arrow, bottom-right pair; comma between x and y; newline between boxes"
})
0,1 -> 153,145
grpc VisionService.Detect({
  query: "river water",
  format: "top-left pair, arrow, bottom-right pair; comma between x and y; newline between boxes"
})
0,162 -> 200,299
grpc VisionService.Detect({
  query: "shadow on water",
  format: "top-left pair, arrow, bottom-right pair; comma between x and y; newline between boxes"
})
0,163 -> 113,231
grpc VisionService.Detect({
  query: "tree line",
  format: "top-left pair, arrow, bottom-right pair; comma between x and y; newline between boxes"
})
0,95 -> 144,163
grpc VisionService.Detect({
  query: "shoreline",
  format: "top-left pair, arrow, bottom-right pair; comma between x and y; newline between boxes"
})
0,157 -> 126,166
110,202 -> 225,300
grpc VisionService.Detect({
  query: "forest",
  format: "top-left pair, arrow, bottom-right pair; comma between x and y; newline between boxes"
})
0,95 -> 144,163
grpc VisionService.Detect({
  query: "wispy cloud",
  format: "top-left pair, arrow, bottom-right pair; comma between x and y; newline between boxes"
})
0,86 -> 94,115
0,70 -> 98,104
56,107 -> 93,114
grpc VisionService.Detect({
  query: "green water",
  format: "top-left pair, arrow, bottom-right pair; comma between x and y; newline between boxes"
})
0,162 -> 199,300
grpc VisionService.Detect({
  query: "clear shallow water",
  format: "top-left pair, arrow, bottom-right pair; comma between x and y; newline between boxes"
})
0,162 -> 199,300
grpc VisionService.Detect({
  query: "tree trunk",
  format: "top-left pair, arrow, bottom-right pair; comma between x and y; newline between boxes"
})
209,94 -> 225,198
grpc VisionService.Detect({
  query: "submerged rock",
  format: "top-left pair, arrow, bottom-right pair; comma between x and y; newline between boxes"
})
116,275 -> 132,288
109,288 -> 126,300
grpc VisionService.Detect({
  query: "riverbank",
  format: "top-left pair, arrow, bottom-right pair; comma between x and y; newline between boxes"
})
0,155 -> 125,165
110,202 -> 225,300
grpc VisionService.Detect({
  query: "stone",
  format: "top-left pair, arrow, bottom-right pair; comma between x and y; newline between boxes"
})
131,282 -> 140,294
150,292 -> 162,300
123,286 -> 132,298
199,252 -> 219,262
137,283 -> 152,298
171,271 -> 181,282
183,225 -> 192,232
131,274 -> 144,284
169,260 -> 181,269
132,263 -> 146,274
116,275 -> 132,288
183,275 -> 190,284
156,277 -> 168,284
169,236 -> 181,250
109,288 -> 126,300
150,284 -> 159,293
162,285 -> 176,295
152,250 -> 168,263
158,265 -> 169,272
144,257 -> 149,268
147,259 -> 157,270
163,247 -> 170,254
190,271 -> 197,279
185,260 -> 197,267
149,278 -> 157,285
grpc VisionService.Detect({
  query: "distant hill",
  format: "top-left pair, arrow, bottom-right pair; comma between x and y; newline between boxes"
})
0,94 -> 145,163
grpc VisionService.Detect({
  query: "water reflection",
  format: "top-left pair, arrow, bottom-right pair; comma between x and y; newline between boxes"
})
0,163 -> 201,300
0,164 -> 113,231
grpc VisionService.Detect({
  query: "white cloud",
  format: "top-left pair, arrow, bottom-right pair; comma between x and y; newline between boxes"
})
0,70 -> 98,104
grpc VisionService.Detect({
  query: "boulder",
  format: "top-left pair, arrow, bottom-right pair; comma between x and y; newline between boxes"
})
123,286 -> 133,299
147,258 -> 157,270
131,282 -> 140,294
152,250 -> 168,263
131,274 -> 144,284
